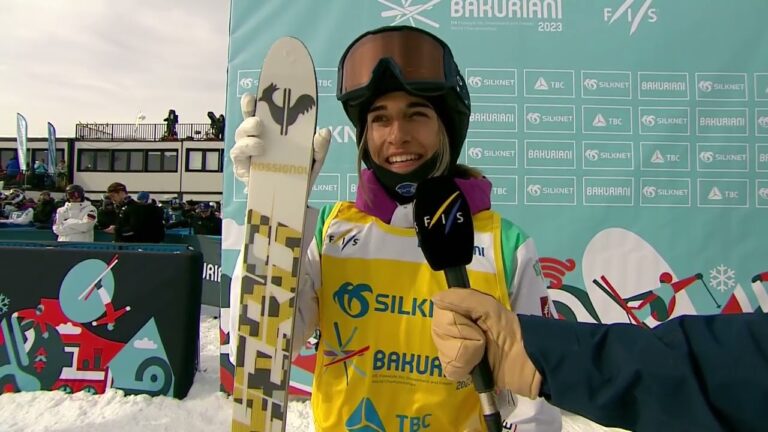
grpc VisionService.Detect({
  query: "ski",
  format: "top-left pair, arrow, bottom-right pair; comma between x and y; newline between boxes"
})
231,37 -> 317,432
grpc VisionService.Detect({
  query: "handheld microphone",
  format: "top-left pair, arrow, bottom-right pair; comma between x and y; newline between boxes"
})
414,176 -> 503,432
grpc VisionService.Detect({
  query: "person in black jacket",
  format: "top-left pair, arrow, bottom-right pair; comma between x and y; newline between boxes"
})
431,287 -> 768,432
190,202 -> 222,236
104,182 -> 150,242
32,190 -> 57,227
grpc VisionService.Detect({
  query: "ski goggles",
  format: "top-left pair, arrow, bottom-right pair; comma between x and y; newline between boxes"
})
336,26 -> 463,104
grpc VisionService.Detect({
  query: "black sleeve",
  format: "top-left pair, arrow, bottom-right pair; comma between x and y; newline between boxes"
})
519,313 -> 768,432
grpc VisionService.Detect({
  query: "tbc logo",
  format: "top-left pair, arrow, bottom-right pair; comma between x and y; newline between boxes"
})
333,282 -> 372,319
603,0 -> 658,36
377,0 -> 442,28
468,147 -> 483,159
699,151 -> 714,163
258,83 -> 316,136
642,186 -> 657,198
526,112 -> 542,124
527,184 -> 542,196
584,149 -> 600,161
467,76 -> 483,88
345,397 -> 386,432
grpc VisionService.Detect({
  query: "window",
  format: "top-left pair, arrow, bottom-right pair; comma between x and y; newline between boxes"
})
0,149 -> 17,169
146,150 -> 178,172
112,150 -> 144,171
78,150 -> 111,171
186,149 -> 222,172
31,149 -> 65,169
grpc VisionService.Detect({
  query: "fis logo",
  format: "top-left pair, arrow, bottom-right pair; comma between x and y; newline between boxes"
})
258,83 -> 316,136
642,186 -> 657,198
377,0 -> 442,28
699,151 -> 715,163
603,0 -> 658,36
584,149 -> 600,161
328,228 -> 360,251
422,191 -> 465,234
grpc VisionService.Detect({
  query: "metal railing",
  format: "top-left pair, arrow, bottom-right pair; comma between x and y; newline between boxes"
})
75,123 -> 222,141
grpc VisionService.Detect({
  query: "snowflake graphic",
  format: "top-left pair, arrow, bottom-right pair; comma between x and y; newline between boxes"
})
0,293 -> 9,314
709,265 -> 736,292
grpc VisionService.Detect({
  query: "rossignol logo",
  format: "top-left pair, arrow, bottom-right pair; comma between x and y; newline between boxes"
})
258,83 -> 316,136
332,283 -> 434,319
377,0 -> 442,28
451,0 -> 563,19
423,191 -> 465,234
603,0 -> 658,35
251,162 -> 309,175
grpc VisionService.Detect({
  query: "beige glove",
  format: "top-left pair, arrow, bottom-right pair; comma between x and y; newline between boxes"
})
231,93 -> 331,192
431,288 -> 542,399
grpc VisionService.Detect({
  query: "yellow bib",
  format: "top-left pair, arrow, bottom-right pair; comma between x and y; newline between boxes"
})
312,202 -> 510,432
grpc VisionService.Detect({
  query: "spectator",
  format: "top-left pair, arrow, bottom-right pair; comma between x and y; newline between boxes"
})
104,182 -> 163,243
2,188 -> 26,218
4,154 -> 20,184
163,109 -> 179,140
55,160 -> 68,190
136,191 -> 150,204
52,184 -> 97,242
191,202 -> 222,236
33,158 -> 48,188
95,195 -> 118,230
33,191 -> 57,227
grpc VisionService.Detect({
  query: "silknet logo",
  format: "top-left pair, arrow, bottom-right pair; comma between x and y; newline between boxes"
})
377,0 -> 442,28
333,282 -> 372,319
527,184 -> 542,196
603,0 -> 658,35
584,149 -> 600,161
526,112 -> 542,124
758,116 -> 768,128
583,79 -> 599,90
699,151 -> 714,163
468,147 -> 483,159
698,80 -> 714,93
642,186 -> 657,198
759,188 -> 768,200
641,115 -> 656,126
239,77 -> 256,89
468,76 -> 483,88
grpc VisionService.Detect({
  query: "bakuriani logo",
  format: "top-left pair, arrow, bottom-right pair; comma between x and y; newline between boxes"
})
332,282 -> 434,319
377,0 -> 442,28
603,0 -> 658,36
258,83 -> 316,136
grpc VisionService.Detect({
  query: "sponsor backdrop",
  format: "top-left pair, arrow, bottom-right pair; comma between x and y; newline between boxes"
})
221,0 -> 768,394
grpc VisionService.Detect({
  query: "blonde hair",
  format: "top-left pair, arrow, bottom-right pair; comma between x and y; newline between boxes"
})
355,119 -> 483,202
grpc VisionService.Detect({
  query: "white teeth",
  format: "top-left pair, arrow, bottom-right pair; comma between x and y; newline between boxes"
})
388,154 -> 420,163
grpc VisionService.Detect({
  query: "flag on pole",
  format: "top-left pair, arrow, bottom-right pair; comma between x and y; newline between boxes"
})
47,122 -> 57,173
16,113 -> 28,172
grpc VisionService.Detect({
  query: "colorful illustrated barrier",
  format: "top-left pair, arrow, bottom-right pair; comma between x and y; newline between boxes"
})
221,1 -> 768,396
0,241 -> 203,398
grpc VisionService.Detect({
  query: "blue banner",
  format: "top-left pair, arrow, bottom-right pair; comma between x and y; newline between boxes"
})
15,113 -> 28,172
47,122 -> 57,174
